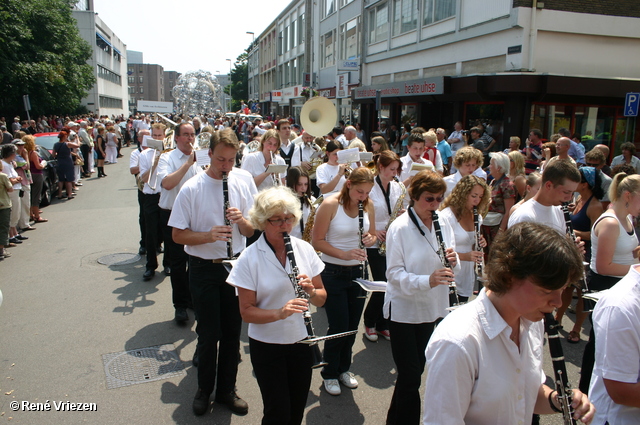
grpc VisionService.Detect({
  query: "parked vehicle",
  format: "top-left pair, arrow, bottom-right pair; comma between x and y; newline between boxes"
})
34,132 -> 59,154
36,145 -> 58,207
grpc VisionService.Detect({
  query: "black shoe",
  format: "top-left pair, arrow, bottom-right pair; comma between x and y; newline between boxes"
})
163,266 -> 171,276
192,347 -> 199,368
175,308 -> 188,323
192,388 -> 210,416
138,246 -> 146,255
156,245 -> 164,254
9,238 -> 22,244
215,391 -> 248,415
143,269 -> 155,281
16,234 -> 28,240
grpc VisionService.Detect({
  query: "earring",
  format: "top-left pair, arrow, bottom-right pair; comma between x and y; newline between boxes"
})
626,202 -> 629,208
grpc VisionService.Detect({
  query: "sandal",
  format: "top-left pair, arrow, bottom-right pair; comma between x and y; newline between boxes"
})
34,218 -> 48,223
567,331 -> 581,344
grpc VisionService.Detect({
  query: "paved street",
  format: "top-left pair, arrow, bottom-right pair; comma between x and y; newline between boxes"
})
0,147 -> 589,424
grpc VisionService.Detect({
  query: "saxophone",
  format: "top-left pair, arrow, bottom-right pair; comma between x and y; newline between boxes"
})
378,177 -> 407,256
302,195 -> 324,243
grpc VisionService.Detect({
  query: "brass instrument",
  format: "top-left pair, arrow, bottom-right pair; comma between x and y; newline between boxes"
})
307,143 -> 326,179
378,177 -> 407,256
157,113 -> 177,150
302,195 -> 324,243
270,151 -> 282,186
195,131 -> 211,150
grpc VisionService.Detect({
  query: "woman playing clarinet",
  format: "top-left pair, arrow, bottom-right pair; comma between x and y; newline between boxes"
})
227,186 -> 326,425
423,222 -> 595,425
384,170 -> 460,425
312,167 -> 376,396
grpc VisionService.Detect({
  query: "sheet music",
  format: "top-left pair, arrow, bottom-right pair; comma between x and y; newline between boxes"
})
354,278 -> 387,292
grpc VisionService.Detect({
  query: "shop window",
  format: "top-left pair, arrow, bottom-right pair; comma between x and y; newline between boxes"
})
400,104 -> 418,125
465,102 -> 504,147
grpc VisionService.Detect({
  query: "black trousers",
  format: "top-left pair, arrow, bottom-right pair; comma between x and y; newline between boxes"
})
142,193 -> 161,270
363,248 -> 388,330
159,208 -> 191,309
386,320 -> 437,425
80,144 -> 90,175
189,256 -> 242,396
250,338 -> 313,425
137,189 -> 146,249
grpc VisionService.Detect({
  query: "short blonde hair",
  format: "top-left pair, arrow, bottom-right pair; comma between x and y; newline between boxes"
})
508,151 -> 525,176
348,140 -> 366,151
249,186 -> 302,231
424,130 -> 437,145
259,129 -> 281,152
453,146 -> 483,168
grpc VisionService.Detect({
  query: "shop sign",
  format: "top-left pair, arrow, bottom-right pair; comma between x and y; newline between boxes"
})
317,87 -> 336,99
337,74 -> 350,98
338,59 -> 360,70
271,90 -> 282,102
354,77 -> 444,99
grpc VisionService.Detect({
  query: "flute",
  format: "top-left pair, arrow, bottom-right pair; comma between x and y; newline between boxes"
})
222,172 -> 234,259
283,233 -> 327,369
544,313 -> 578,425
431,210 -> 460,307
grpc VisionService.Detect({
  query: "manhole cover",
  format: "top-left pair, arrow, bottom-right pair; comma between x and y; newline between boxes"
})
102,344 -> 186,389
97,253 -> 140,266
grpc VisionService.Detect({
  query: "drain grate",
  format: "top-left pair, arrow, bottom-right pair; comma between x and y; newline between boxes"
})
102,344 -> 186,389
97,253 -> 141,266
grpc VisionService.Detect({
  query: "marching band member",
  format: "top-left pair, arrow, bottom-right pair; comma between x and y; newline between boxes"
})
285,166 -> 315,240
312,167 -> 376,396
276,119 -> 300,168
241,129 -> 286,191
399,131 -> 434,188
170,129 -> 254,417
439,175 -> 490,302
423,222 -> 594,425
156,122 -> 201,323
316,141 -> 348,196
363,150 -> 404,342
227,186 -> 327,425
384,170 -> 459,424
443,146 -> 487,198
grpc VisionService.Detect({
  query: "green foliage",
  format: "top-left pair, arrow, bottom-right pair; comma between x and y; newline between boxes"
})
229,52 -> 248,111
0,0 -> 95,116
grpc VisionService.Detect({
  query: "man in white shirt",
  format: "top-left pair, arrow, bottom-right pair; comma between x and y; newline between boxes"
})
589,264 -> 640,425
170,129 -> 254,417
447,121 -> 464,153
130,129 -> 149,256
399,132 -> 434,188
508,159 -> 581,234
276,119 -> 298,169
423,222 -> 594,425
332,126 -> 348,149
78,121 -> 92,178
343,125 -> 362,148
138,125 -> 166,282
156,123 -> 199,323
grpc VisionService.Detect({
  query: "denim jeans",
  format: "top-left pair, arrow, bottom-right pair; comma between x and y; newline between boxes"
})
189,256 -> 242,396
320,263 -> 366,379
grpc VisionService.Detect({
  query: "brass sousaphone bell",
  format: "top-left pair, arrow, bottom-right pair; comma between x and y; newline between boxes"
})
300,96 -> 338,138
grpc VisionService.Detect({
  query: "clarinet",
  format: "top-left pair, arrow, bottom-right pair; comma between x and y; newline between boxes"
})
473,207 -> 484,288
544,313 -> 578,425
222,172 -> 234,259
561,202 -> 592,310
431,210 -> 460,307
358,201 -> 370,280
283,233 -> 327,369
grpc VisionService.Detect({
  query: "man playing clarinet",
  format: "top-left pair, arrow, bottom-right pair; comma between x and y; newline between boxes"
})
169,129 -> 254,417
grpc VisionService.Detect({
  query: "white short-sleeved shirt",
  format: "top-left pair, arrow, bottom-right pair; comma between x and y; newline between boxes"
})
322,201 -> 371,266
384,208 -> 460,324
230,167 -> 258,197
507,198 -> 566,234
1,160 -> 20,190
423,289 -> 546,425
156,148 -> 201,210
227,234 -> 325,344
168,172 -> 254,259
129,149 -> 141,170
138,148 -> 161,195
439,207 -> 482,297
399,155 -> 435,183
369,177 -> 405,249
241,151 -> 286,192
315,163 -> 346,195
589,265 -> 640,425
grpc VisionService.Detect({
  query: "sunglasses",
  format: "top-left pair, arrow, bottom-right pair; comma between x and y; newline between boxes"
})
267,216 -> 296,226
423,196 -> 444,203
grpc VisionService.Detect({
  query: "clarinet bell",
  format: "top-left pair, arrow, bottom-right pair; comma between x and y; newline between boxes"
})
311,344 -> 328,369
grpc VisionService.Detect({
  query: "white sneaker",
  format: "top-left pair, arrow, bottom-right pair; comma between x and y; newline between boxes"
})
323,379 -> 341,396
339,372 -> 358,389
364,327 -> 378,342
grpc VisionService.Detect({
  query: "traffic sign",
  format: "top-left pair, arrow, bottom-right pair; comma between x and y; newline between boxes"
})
624,92 -> 640,117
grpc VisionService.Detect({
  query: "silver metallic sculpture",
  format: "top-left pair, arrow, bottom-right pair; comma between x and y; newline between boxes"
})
171,70 -> 224,116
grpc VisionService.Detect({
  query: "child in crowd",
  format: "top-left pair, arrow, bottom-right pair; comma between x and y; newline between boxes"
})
0,160 -> 14,259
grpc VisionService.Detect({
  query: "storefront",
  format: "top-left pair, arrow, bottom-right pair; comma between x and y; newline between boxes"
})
353,75 -> 640,157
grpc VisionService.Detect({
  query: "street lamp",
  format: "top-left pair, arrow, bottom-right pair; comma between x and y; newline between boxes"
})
246,31 -> 255,43
226,59 -> 232,112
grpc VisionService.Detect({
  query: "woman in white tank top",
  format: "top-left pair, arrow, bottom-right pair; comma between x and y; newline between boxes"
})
311,167 -> 376,396
580,171 -> 640,393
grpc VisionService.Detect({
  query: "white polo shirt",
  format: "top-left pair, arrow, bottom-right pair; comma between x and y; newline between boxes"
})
156,148 -> 201,210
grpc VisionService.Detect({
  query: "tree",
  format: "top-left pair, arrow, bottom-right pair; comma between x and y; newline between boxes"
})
225,52 -> 248,112
0,0 -> 95,117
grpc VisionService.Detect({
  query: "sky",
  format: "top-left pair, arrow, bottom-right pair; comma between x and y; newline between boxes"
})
93,0 -> 294,75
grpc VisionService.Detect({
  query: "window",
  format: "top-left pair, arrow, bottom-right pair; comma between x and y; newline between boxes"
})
128,68 -> 133,74
423,0 -> 455,25
128,87 -> 135,94
278,30 -> 283,55
139,76 -> 143,83
290,19 -> 297,49
128,76 -> 134,83
139,87 -> 144,94
392,0 -> 418,35
321,29 -> 336,68
321,0 -> 336,18
99,95 -> 123,109
97,64 -> 122,85
340,0 -> 354,6
340,18 -> 359,60
369,3 -> 389,44
298,14 -> 305,44
283,26 -> 289,53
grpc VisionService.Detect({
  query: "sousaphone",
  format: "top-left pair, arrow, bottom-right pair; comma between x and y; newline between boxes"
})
300,96 -> 337,137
